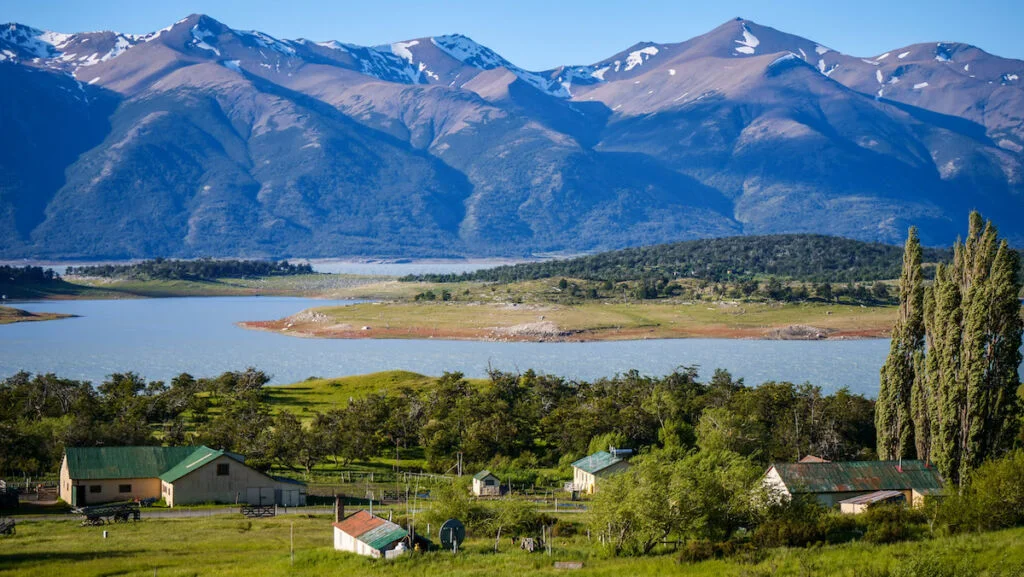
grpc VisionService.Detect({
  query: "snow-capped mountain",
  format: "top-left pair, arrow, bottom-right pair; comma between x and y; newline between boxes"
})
1,15 -> 1023,259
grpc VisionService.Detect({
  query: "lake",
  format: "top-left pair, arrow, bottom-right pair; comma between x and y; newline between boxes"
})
0,296 -> 891,395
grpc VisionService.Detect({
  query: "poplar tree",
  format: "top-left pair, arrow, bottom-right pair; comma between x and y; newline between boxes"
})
877,227 -> 924,460
912,212 -> 1022,484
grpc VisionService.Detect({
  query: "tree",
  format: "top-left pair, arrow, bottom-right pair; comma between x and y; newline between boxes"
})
589,448 -> 760,555
916,213 -> 1023,484
877,227 -> 925,460
815,282 -> 833,302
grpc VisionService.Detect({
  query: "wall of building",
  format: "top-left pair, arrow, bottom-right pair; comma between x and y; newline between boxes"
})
59,458 -> 162,506
167,455 -> 304,507
472,477 -> 501,496
334,527 -> 381,558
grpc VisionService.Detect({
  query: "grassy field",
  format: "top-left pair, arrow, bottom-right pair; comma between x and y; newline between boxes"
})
2,515 -> 1022,577
66,274 -> 390,299
0,305 -> 75,325
266,371 -> 444,416
243,300 -> 897,342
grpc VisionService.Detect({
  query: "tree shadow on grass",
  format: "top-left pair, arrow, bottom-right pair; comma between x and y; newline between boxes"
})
0,549 -> 147,568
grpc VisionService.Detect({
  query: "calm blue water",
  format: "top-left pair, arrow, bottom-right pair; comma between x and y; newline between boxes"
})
0,297 -> 891,396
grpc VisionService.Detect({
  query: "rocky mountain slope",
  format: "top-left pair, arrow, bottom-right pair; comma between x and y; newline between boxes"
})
1,15 -> 1022,258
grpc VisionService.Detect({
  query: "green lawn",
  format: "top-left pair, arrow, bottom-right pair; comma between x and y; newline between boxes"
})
2,516 -> 1022,577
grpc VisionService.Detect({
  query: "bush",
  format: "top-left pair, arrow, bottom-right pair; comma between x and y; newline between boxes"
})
941,450 -> 1024,534
550,519 -> 579,538
862,504 -> 926,544
753,496 -> 828,548
677,540 -> 759,564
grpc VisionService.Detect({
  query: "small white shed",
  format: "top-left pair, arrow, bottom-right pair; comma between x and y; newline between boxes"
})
472,470 -> 501,497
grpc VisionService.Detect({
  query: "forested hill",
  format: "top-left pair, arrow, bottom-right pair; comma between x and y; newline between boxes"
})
66,258 -> 314,281
409,235 -> 954,283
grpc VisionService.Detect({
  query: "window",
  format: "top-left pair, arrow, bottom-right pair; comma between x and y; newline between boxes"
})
217,463 -> 230,476
89,485 -> 101,493
485,479 -> 496,486
118,484 -> 132,493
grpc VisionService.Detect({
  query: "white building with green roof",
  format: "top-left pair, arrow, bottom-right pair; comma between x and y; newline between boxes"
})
571,450 -> 631,494
60,446 -> 305,507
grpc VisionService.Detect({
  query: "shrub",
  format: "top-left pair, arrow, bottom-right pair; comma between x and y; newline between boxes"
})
941,450 -> 1024,534
862,504 -> 925,544
677,540 -> 759,564
550,519 -> 579,538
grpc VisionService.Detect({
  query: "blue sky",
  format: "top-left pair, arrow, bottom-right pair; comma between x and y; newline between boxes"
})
3,0 -> 1021,69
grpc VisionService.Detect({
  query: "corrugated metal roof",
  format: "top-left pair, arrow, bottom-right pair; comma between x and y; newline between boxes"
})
772,460 -> 944,494
473,470 -> 497,481
839,490 -> 905,505
360,523 -> 408,550
65,446 -> 199,480
571,451 -> 624,474
334,510 -> 407,551
159,447 -> 226,483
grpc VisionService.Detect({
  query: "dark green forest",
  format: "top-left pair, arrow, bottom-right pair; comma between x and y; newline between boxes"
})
0,368 -> 876,479
407,234 -> 954,284
66,258 -> 314,281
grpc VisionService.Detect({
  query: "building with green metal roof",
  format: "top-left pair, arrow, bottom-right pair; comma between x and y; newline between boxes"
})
571,450 -> 632,494
762,460 -> 945,508
59,446 -> 305,508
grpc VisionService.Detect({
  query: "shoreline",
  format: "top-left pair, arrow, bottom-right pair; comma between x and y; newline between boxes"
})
0,305 -> 77,325
238,301 -> 895,343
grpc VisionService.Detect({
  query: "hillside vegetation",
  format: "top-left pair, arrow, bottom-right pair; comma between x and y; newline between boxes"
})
408,234 -> 954,284
67,258 -> 314,281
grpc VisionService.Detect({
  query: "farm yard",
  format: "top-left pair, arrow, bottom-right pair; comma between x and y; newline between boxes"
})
2,515 -> 1023,577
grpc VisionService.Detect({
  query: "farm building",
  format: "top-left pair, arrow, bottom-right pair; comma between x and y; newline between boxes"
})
59,446 -> 306,507
472,470 -> 501,497
762,460 -> 944,508
571,449 -> 632,494
333,509 -> 409,559
838,490 -> 906,514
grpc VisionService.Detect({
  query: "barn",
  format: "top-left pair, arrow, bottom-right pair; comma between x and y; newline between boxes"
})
472,470 -> 501,497
762,460 -> 944,508
571,449 -> 632,494
59,446 -> 306,507
333,509 -> 409,558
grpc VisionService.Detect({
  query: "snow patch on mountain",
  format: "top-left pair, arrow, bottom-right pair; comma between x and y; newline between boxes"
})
236,30 -> 296,55
914,82 -> 929,89
815,45 -> 830,55
0,24 -> 68,58
431,34 -> 570,97
390,40 -> 418,63
191,24 -> 220,55
625,46 -> 658,70
223,59 -> 241,72
735,24 -> 760,55
898,51 -> 911,59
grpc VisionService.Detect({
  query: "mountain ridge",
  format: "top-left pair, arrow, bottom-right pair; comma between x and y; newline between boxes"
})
1,14 -> 1022,258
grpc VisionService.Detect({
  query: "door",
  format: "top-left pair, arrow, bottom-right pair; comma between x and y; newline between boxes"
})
246,487 -> 260,505
260,487 -> 274,505
73,485 -> 85,507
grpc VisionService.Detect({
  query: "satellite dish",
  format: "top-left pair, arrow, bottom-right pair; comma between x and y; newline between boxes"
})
439,518 -> 466,550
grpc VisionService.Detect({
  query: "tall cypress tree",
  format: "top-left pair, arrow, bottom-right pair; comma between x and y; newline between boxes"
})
877,227 -> 925,460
